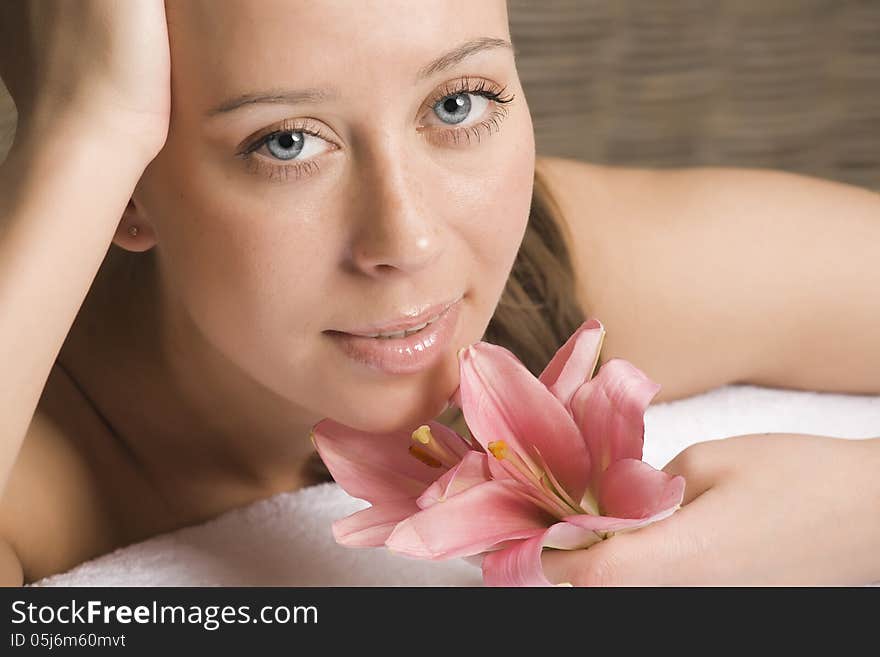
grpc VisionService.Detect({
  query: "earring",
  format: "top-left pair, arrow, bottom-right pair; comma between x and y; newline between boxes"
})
127,225 -> 139,237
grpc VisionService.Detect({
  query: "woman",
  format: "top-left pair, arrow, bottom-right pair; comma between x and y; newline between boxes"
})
0,0 -> 877,587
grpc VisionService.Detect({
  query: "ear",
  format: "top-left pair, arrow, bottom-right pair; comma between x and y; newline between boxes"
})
113,196 -> 158,253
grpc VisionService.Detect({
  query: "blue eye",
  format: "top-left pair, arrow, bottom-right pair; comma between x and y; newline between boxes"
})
433,93 -> 475,125
238,77 -> 516,182
266,132 -> 305,160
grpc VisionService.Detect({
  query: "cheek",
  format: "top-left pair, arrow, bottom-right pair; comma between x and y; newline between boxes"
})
461,132 -> 535,280
468,106 -> 534,244
147,169 -> 330,375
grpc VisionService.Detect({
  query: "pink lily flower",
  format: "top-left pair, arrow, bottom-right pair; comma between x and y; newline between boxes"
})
310,318 -> 686,586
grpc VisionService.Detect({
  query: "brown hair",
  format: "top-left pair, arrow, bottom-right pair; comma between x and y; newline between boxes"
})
305,164 -> 587,484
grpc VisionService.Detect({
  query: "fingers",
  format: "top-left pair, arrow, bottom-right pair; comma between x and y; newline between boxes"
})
662,441 -> 722,505
539,441 -> 729,586
540,492 -> 719,586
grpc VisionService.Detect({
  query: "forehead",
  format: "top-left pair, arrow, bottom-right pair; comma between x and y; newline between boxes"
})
166,0 -> 510,106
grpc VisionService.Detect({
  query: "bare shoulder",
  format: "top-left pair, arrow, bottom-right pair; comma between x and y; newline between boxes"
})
534,156 -> 694,394
0,363 -> 152,584
534,157 -> 880,400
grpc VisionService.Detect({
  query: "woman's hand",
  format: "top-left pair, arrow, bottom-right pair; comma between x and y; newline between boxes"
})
541,433 -> 880,586
0,0 -> 170,161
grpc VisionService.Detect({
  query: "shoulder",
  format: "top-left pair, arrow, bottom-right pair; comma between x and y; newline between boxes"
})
536,157 -> 880,253
0,363 -> 139,584
533,155 -> 652,275
532,158 -> 880,400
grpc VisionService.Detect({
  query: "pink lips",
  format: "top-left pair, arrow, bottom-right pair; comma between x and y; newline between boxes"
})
337,296 -> 463,336
326,296 -> 463,375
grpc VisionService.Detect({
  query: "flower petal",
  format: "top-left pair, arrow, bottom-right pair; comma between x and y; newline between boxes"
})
570,358 -> 661,482
560,511 -> 669,534
481,533 -> 552,586
538,318 -> 605,411
542,520 -> 606,551
597,458 -> 686,520
416,451 -> 492,509
481,521 -> 604,586
483,452 -> 572,518
311,418 -> 447,503
449,386 -> 463,409
385,479 -> 555,560
458,341 -> 592,503
421,420 -> 476,460
561,460 -> 686,535
332,499 -> 421,547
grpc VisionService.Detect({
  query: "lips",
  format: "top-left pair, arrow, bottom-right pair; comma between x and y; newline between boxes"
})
326,296 -> 464,375
331,294 -> 464,337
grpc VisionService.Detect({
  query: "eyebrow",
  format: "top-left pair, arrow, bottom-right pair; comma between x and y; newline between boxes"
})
205,36 -> 513,117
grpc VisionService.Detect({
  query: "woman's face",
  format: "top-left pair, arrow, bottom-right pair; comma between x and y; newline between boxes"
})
129,0 -> 535,434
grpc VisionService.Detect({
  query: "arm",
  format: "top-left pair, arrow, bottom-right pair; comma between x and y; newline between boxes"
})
540,157 -> 880,401
0,120 -> 149,500
0,0 -> 169,504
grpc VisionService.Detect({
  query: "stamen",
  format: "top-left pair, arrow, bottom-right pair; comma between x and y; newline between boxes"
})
578,488 -> 601,517
536,473 -> 580,517
411,425 -> 431,445
488,439 -> 508,460
515,481 -> 578,519
408,444 -> 443,468
410,425 -> 459,468
485,443 -> 573,519
488,440 -> 548,491
529,445 -> 583,515
492,439 -> 543,481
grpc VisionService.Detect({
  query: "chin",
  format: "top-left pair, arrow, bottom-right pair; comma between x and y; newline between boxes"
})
327,374 -> 458,435
352,397 -> 452,435
315,320 -> 472,434
323,411 -> 422,436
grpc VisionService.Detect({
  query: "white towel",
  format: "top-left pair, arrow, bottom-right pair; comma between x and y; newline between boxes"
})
29,384 -> 880,587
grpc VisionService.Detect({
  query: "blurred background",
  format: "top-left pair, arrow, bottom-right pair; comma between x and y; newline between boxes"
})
508,0 -> 880,191
2,0 -> 879,191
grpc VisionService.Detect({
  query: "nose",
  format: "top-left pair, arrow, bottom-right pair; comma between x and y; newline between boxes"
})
346,151 -> 445,277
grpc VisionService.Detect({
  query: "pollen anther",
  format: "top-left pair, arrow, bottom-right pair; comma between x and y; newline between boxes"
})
488,440 -> 508,460
412,425 -> 433,445
408,424 -> 460,468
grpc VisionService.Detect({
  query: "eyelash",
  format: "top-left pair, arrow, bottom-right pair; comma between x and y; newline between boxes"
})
236,75 -> 516,183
